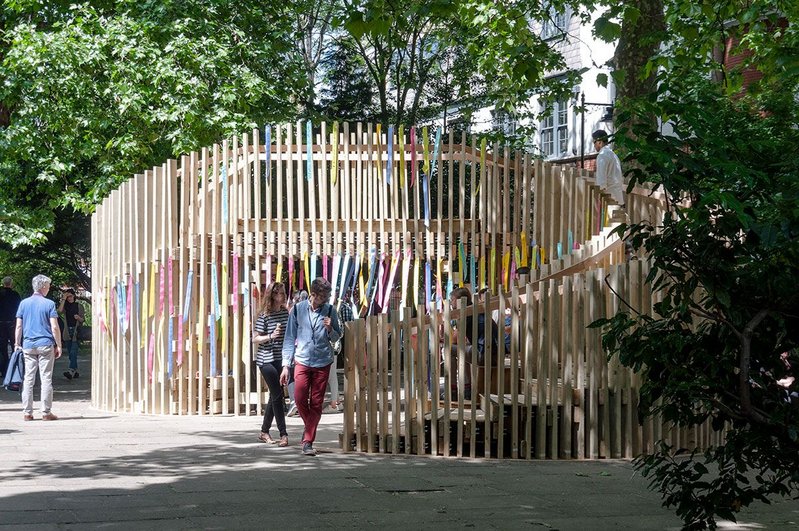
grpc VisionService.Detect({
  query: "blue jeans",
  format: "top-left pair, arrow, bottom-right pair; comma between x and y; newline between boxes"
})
65,326 -> 80,370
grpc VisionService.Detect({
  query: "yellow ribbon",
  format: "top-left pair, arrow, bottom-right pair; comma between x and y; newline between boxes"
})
359,259 -> 368,307
148,262 -> 156,318
331,121 -> 339,186
520,232 -> 528,267
502,250 -> 511,291
303,252 -> 310,291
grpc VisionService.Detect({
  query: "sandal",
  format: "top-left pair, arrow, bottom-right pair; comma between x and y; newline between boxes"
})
278,435 -> 289,447
258,432 -> 275,444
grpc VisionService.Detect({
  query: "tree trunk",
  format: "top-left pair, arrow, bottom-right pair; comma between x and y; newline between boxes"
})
614,0 -> 665,136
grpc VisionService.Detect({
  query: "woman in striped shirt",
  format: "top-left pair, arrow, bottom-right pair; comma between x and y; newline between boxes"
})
254,282 -> 289,446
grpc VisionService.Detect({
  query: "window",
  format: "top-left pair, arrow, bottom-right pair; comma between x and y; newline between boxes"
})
492,108 -> 517,137
541,5 -> 569,39
540,98 -> 570,159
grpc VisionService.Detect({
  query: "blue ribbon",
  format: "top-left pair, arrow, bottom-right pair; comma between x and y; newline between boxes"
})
168,315 -> 174,378
211,265 -> 221,320
182,270 -> 193,322
365,247 -> 378,303
116,280 -> 125,329
422,171 -> 430,228
310,252 -> 317,284
349,255 -> 361,295
430,126 -> 442,177
470,254 -> 476,288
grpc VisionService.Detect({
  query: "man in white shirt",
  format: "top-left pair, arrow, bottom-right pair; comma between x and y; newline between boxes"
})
592,129 -> 624,205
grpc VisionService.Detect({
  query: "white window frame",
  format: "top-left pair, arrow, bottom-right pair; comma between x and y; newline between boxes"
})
540,98 -> 570,159
541,5 -> 569,40
492,108 -> 517,137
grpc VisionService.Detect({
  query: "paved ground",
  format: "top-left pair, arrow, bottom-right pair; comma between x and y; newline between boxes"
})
2,353 -> 798,530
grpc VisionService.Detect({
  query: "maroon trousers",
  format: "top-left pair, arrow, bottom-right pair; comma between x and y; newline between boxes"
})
293,362 -> 332,444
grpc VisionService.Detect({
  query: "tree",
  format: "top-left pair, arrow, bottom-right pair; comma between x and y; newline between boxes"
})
319,36 -> 377,121
291,0 -> 339,116
591,1 -> 799,528
339,0 -> 581,128
0,0 -> 307,247
0,207 -> 91,292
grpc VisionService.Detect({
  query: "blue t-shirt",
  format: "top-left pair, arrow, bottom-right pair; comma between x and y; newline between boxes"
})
16,293 -> 58,349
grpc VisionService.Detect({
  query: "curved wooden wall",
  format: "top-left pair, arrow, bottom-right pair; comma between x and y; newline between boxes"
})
91,122 -> 658,447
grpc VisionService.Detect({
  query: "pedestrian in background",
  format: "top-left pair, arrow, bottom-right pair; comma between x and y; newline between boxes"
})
58,288 -> 84,380
0,276 -> 21,377
592,129 -> 624,206
253,282 -> 290,447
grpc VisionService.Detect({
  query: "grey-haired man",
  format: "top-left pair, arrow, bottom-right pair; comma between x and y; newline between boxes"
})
15,274 -> 62,421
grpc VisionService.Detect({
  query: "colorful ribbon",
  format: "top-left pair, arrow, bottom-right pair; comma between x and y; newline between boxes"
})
211,264 -> 221,320
331,121 -> 339,186
382,249 -> 400,314
422,170 -> 430,227
521,232 -> 528,267
422,126 -> 430,175
458,242 -> 466,287
430,126 -> 441,177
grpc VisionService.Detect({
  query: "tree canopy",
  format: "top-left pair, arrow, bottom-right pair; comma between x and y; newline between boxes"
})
0,0 -> 305,248
591,0 -> 799,527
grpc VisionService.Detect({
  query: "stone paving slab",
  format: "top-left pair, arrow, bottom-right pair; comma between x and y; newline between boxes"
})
2,353 -> 798,529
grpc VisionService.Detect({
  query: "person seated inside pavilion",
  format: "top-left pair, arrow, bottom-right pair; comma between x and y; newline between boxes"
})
446,286 -> 505,400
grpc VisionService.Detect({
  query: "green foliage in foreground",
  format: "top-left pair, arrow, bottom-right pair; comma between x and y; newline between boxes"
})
593,69 -> 799,531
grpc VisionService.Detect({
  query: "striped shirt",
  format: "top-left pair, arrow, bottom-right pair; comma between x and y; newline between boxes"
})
255,309 -> 288,365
